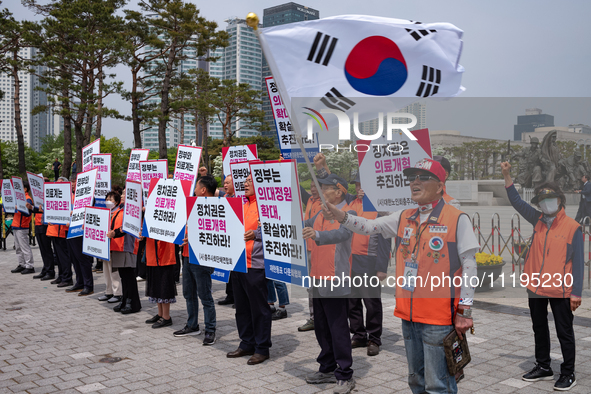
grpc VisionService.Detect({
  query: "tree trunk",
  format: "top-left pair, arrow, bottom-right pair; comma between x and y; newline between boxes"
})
0,142 -> 4,180
158,38 -> 178,159
76,74 -> 89,171
12,52 -> 26,178
201,118 -> 208,172
131,69 -> 142,148
179,111 -> 184,146
95,65 -> 103,138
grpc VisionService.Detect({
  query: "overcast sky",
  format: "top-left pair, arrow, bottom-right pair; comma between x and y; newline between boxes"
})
6,0 -> 591,147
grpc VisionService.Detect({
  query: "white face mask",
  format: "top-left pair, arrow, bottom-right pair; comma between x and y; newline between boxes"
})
105,201 -> 116,210
539,198 -> 559,215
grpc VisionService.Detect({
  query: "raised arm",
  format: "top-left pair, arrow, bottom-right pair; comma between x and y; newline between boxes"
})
501,161 -> 540,226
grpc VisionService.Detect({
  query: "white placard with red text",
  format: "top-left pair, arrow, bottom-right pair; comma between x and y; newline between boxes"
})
68,168 -> 98,238
173,145 -> 202,194
82,206 -> 111,261
2,179 -> 15,213
82,139 -> 100,172
187,197 -> 247,272
357,130 -> 431,211
26,172 -> 45,208
11,177 -> 28,214
222,145 -> 257,177
43,182 -> 71,225
126,149 -> 149,182
92,153 -> 111,202
229,161 -> 250,204
142,178 -> 190,244
122,180 -> 143,238
249,160 -> 308,287
139,160 -> 168,204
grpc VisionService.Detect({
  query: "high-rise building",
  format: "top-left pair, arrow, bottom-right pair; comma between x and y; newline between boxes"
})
0,47 -> 53,152
513,108 -> 554,141
141,40 -> 209,150
261,3 -> 319,145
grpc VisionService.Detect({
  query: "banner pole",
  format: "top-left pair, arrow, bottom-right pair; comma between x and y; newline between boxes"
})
247,13 -> 332,216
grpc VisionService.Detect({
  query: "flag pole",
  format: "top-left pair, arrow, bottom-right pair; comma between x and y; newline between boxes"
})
246,13 -> 334,217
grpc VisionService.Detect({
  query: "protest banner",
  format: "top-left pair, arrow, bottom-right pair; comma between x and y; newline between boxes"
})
92,153 -> 111,207
142,178 -> 190,244
250,160 -> 308,286
2,179 -> 15,213
187,196 -> 247,272
11,177 -> 28,214
229,161 -> 250,204
126,149 -> 149,182
68,168 -> 98,238
82,138 -> 100,172
26,172 -> 45,208
173,145 -> 202,194
265,77 -> 318,162
82,206 -> 110,261
121,180 -> 143,238
139,160 -> 168,204
357,130 -> 431,211
43,182 -> 71,225
222,144 -> 257,177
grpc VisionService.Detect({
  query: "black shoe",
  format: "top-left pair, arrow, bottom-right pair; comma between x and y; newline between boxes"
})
271,309 -> 288,320
554,374 -> 576,391
33,272 -> 45,279
145,314 -> 161,324
78,288 -> 94,296
351,339 -> 367,349
20,268 -> 35,275
50,278 -> 62,285
57,281 -> 73,288
173,325 -> 201,337
40,275 -> 55,281
522,364 -> 553,382
113,299 -> 127,312
367,341 -> 380,356
152,317 -> 172,329
65,285 -> 84,292
121,303 -> 141,315
203,331 -> 216,346
98,294 -> 114,302
218,297 -> 234,305
11,265 -> 25,273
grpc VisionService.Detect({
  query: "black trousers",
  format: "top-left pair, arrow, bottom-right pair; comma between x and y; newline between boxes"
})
313,292 -> 353,381
67,236 -> 93,289
135,238 -> 146,278
174,244 -> 181,282
51,237 -> 72,283
528,292 -> 575,375
36,226 -> 55,277
225,272 -> 234,301
54,169 -> 59,181
119,267 -> 141,311
348,272 -> 383,345
232,269 -> 272,356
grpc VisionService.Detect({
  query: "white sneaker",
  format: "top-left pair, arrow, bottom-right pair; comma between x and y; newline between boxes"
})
136,276 -> 145,282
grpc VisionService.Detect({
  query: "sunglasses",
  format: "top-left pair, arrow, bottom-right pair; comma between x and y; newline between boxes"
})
407,174 -> 438,182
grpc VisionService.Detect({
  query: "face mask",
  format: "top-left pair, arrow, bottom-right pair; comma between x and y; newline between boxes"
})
105,201 -> 116,210
539,198 -> 559,215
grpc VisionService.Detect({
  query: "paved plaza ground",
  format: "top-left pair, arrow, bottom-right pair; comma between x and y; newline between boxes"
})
2,205 -> 591,393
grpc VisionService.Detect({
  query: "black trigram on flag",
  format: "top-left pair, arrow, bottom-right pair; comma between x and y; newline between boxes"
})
320,88 -> 356,111
416,65 -> 441,97
406,21 -> 436,41
307,32 -> 338,66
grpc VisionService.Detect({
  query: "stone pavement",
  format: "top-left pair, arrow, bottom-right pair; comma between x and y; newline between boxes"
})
2,238 -> 591,393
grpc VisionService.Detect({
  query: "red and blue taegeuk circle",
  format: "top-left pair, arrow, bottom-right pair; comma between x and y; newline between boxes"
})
344,36 -> 407,96
429,236 -> 444,251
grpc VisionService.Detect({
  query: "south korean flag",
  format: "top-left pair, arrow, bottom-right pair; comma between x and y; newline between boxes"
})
258,15 -> 464,142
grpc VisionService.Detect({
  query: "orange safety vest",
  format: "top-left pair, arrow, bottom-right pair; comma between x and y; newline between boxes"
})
145,238 -> 176,267
34,211 -> 43,226
310,201 -> 352,278
394,200 -> 464,326
109,207 -> 125,252
349,198 -> 378,256
523,208 -> 580,298
12,192 -> 32,228
304,195 -> 322,251
244,195 -> 259,269
47,223 -> 68,238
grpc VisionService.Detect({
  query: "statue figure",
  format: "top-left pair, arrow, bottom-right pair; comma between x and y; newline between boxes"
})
539,131 -> 561,184
513,137 -> 543,188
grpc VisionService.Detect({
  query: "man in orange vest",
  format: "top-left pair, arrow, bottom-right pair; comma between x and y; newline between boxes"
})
324,159 -> 479,394
217,174 -> 236,306
29,177 -> 57,281
226,174 -> 272,365
10,181 -> 35,274
303,174 -> 357,394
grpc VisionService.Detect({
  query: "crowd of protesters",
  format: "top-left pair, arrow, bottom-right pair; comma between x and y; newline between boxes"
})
4,153 -> 584,394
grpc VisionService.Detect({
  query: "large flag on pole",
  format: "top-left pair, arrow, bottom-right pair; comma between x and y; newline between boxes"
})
258,15 -> 464,142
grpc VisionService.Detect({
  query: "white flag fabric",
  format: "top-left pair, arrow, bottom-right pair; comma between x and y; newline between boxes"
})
258,15 -> 464,139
